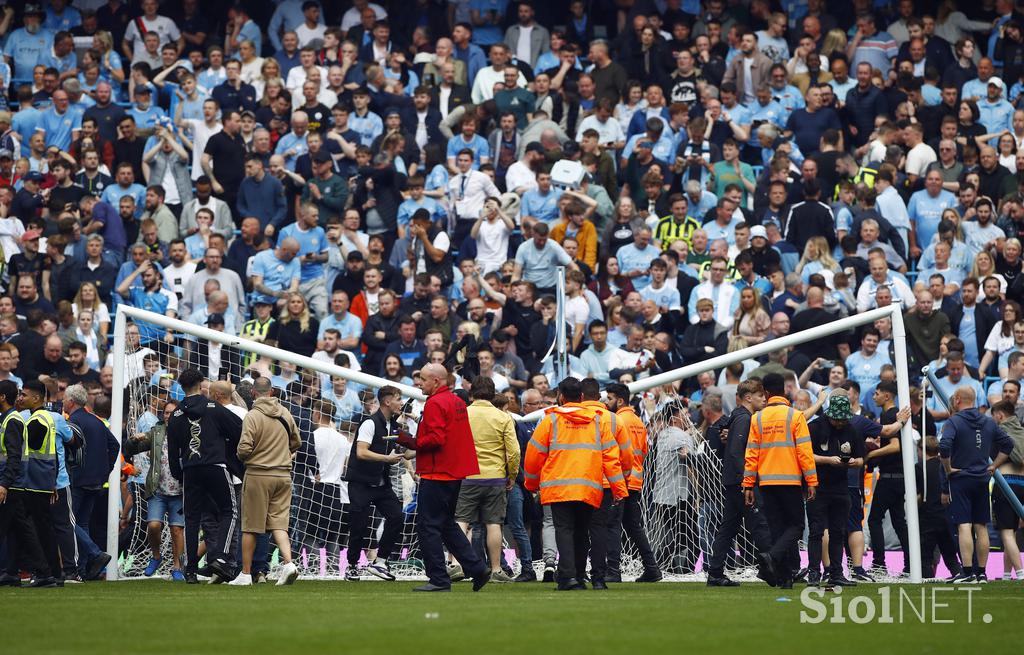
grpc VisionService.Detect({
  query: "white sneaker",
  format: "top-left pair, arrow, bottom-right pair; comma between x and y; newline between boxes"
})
276,562 -> 299,586
228,572 -> 253,586
366,560 -> 396,581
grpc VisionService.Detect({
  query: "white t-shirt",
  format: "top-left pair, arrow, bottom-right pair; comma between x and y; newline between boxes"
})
239,57 -> 265,86
124,16 -> 181,59
165,262 -> 198,301
565,295 -> 589,332
182,119 -> 223,180
476,218 -> 512,272
905,143 -> 937,177
516,25 -> 534,64
72,302 -> 111,325
295,23 -> 327,49
313,426 -> 350,496
341,3 -> 386,31
504,161 -> 537,194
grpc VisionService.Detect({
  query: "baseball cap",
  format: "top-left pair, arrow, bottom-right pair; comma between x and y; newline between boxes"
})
21,229 -> 42,243
384,107 -> 401,118
134,85 -> 152,96
22,171 -> 44,183
205,313 -> 226,326
312,150 -> 331,164
23,4 -> 44,16
750,225 -> 768,240
988,77 -> 1006,92
240,110 -> 256,120
636,139 -> 654,149
0,149 -> 12,160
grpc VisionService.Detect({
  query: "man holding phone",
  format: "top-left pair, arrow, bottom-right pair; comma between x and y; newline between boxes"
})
806,395 -> 864,587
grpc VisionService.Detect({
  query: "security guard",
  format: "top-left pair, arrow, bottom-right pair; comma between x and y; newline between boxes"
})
0,380 -> 39,586
9,380 -> 63,587
742,373 -> 817,589
707,379 -> 774,587
604,383 -> 662,583
239,300 -> 277,368
806,394 -> 863,587
525,377 -> 627,590
654,194 -> 700,251
581,378 -> 632,589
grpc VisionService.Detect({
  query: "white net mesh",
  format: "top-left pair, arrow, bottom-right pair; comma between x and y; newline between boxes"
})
620,386 -> 761,582
114,321 -> 425,580
113,316 -> 770,583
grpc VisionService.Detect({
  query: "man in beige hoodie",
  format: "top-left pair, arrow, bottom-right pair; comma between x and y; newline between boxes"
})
232,377 -> 302,586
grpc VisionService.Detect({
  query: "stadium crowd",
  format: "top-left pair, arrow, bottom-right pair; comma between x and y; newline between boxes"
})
0,0 -> 1023,588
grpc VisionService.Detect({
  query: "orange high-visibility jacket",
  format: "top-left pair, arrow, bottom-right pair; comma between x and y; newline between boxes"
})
580,400 -> 633,489
742,396 -> 818,489
615,406 -> 648,491
524,403 -> 628,508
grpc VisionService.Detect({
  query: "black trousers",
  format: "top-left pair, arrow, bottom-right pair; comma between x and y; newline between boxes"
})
920,511 -> 961,577
4,490 -> 60,579
868,475 -> 910,569
49,487 -> 78,578
606,489 -> 659,576
760,486 -> 806,581
416,479 -> 485,588
708,484 -> 773,575
655,499 -> 698,572
588,489 -> 615,581
550,500 -> 595,583
183,465 -> 237,573
347,481 -> 403,566
807,486 -> 851,578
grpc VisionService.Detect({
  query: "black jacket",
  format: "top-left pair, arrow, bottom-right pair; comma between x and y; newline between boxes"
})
718,406 -> 752,487
362,310 -> 402,373
68,408 -> 120,489
167,394 -> 244,480
67,259 -> 118,305
193,341 -> 243,384
679,320 -> 728,364
345,410 -> 399,486
0,407 -> 23,489
783,200 -> 836,254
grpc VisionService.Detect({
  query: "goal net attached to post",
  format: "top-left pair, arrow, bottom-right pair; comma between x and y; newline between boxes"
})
110,302 -> 922,583
108,306 -> 427,581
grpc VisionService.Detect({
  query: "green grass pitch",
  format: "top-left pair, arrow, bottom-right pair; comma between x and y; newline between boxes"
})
4,581 -> 1020,654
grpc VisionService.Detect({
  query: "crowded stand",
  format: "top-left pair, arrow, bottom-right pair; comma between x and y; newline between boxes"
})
0,0 -> 1022,590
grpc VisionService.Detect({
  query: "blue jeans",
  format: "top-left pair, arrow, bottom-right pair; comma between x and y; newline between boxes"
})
71,487 -> 104,572
506,485 -> 532,565
253,533 -> 271,574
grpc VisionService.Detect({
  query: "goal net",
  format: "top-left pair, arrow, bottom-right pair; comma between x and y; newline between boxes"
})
612,385 -> 762,582
111,303 -> 920,582
112,309 -> 425,581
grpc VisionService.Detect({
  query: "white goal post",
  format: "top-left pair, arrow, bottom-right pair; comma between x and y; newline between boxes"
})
107,303 -> 921,582
106,306 -> 427,581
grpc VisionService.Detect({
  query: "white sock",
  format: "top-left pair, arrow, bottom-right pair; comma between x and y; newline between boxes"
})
1016,569 -> 1024,579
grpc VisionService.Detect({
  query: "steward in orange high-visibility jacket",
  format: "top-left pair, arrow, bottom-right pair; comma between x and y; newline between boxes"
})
604,383 -> 662,581
524,378 -> 627,589
579,378 -> 633,587
524,405 -> 628,506
742,394 -> 818,490
740,373 -> 818,588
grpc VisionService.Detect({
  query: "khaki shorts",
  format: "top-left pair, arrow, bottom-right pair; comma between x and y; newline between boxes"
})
455,483 -> 507,524
241,474 -> 292,533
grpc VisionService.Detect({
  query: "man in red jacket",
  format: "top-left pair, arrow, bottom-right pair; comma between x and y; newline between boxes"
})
404,363 -> 491,592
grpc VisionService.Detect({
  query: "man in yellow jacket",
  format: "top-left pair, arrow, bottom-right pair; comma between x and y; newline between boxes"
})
525,377 -> 628,590
456,377 -> 521,583
742,373 -> 818,589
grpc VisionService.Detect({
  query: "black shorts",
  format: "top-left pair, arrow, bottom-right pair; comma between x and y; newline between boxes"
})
847,487 -> 864,533
455,483 -> 507,525
992,476 -> 1024,530
948,475 -> 991,526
